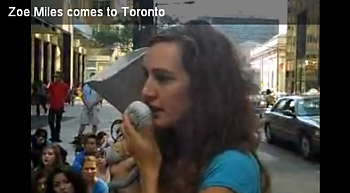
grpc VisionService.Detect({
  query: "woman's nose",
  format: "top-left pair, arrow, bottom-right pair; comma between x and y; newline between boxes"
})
59,184 -> 66,191
141,84 -> 157,101
40,184 -> 45,190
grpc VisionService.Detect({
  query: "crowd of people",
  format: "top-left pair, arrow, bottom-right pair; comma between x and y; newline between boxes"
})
31,71 -> 114,193
31,128 -> 114,193
31,20 -> 272,193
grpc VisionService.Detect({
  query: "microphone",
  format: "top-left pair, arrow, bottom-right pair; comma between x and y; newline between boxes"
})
106,101 -> 152,190
124,101 -> 153,131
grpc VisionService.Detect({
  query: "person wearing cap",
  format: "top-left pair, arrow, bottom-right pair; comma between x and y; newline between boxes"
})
47,72 -> 69,142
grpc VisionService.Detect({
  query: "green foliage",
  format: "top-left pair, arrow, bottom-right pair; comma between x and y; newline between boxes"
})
156,15 -> 181,32
92,15 -> 133,53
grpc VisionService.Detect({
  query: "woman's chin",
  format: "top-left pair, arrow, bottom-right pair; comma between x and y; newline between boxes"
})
154,120 -> 172,130
153,113 -> 176,130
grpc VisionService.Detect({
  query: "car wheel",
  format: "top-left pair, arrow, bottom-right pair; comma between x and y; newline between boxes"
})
299,134 -> 314,159
265,124 -> 275,144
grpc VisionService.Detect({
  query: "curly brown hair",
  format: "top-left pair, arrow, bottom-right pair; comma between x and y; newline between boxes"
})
41,144 -> 63,170
148,20 -> 271,193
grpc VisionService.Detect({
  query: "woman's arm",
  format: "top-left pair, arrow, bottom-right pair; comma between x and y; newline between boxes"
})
139,172 -> 159,193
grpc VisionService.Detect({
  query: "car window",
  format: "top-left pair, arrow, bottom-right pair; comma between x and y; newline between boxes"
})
297,97 -> 320,116
271,99 -> 288,112
284,99 -> 296,113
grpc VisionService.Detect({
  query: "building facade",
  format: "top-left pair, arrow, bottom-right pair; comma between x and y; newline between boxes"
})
31,0 -> 95,88
200,16 -> 279,45
250,34 -> 287,92
286,0 -> 320,93
85,0 -> 133,76
85,46 -> 125,76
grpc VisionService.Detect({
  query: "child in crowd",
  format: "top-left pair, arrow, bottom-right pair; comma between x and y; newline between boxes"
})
34,144 -> 63,173
96,131 -> 111,149
82,156 -> 109,193
72,132 -> 98,173
31,128 -> 51,169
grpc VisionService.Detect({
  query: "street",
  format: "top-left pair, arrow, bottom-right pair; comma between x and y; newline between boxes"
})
31,103 -> 319,193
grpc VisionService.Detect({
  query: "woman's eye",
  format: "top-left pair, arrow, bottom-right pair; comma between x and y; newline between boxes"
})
155,74 -> 172,83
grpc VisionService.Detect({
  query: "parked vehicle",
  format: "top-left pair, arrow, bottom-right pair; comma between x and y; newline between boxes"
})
264,94 -> 320,159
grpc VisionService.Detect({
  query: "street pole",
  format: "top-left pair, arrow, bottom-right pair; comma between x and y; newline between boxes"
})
133,0 -> 154,50
154,3 -> 158,34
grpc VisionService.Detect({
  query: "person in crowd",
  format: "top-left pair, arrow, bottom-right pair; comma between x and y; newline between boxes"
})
117,20 -> 271,193
48,72 -> 69,142
56,144 -> 70,166
31,169 -> 47,193
45,166 -> 88,193
68,83 -> 79,106
96,131 -> 111,149
82,156 -> 109,193
75,73 -> 102,140
95,148 -> 110,183
265,89 -> 275,108
34,80 -> 48,116
73,132 -> 98,172
34,144 -> 63,173
31,128 -> 51,169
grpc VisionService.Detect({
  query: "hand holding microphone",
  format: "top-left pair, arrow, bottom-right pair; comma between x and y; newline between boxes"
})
120,101 -> 162,177
109,101 -> 154,158
107,101 -> 161,190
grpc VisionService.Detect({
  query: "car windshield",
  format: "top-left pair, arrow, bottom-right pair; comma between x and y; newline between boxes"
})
297,97 -> 320,116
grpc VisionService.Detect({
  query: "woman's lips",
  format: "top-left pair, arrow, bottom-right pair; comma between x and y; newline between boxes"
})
149,105 -> 162,113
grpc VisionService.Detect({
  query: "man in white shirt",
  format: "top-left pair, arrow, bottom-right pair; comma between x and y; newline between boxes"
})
77,72 -> 102,137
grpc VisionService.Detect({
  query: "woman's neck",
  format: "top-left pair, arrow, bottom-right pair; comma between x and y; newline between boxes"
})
44,165 -> 53,172
98,166 -> 107,173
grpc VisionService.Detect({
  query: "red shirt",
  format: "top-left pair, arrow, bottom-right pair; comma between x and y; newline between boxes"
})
48,81 -> 69,110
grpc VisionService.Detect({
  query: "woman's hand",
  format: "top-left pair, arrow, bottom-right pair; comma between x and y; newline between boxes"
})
121,113 -> 162,179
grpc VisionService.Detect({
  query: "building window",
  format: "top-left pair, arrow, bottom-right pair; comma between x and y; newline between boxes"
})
286,71 -> 294,78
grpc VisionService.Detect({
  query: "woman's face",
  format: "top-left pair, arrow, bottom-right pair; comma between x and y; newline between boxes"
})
37,177 -> 46,193
96,153 -> 107,168
53,173 -> 75,193
82,161 -> 97,181
36,136 -> 45,145
98,135 -> 108,147
142,42 -> 191,129
42,148 -> 55,166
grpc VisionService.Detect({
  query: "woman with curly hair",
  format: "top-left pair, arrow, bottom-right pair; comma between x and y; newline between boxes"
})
119,20 -> 271,193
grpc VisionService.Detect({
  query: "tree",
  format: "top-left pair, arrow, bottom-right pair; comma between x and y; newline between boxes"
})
156,15 -> 180,32
158,14 -> 180,25
92,15 -> 133,53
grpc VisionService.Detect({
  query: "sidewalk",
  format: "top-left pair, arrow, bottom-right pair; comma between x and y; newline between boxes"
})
31,101 -> 122,164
